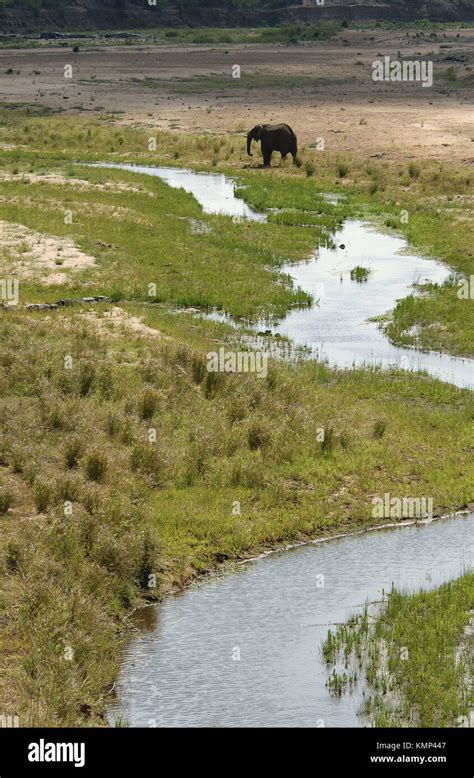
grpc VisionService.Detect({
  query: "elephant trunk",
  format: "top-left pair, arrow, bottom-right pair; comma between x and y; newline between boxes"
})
247,131 -> 254,157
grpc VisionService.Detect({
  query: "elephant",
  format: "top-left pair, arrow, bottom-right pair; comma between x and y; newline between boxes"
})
247,123 -> 298,167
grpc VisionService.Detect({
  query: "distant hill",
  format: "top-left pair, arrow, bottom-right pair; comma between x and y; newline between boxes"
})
0,0 -> 473,33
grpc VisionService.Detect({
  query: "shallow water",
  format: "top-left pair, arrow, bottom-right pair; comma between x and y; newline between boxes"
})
93,163 -> 472,388
108,513 -> 473,728
273,220 -> 473,390
90,163 -> 266,221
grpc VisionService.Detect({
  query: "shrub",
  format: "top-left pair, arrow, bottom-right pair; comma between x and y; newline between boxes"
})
137,530 -> 158,591
10,447 -> 24,474
321,426 -> 336,452
131,443 -> 167,486
337,161 -> 350,178
81,485 -> 101,515
0,487 -> 14,515
64,438 -> 82,469
203,371 -> 222,399
408,162 -> 420,180
304,161 -> 316,177
227,397 -> 247,424
191,356 -> 206,384
79,363 -> 96,397
5,541 -> 22,572
35,480 -> 54,513
247,420 -> 270,451
339,432 -> 350,449
106,411 -> 122,438
56,475 -> 80,502
85,451 -> 108,483
139,387 -> 159,420
43,404 -> 67,431
350,266 -> 370,283
94,537 -> 128,575
373,420 -> 387,439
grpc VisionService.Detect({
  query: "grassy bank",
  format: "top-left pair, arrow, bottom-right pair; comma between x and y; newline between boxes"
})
1,301 -> 472,726
0,106 -> 473,726
323,571 -> 474,727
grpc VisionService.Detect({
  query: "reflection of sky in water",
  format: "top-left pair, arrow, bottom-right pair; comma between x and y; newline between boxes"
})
90,163 -> 266,221
92,164 -> 473,389
275,220 -> 473,389
109,514 -> 473,728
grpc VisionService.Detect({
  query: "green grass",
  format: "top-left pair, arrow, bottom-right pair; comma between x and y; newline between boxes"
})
350,266 -> 371,283
323,572 -> 474,727
0,105 -> 473,727
1,303 -> 472,725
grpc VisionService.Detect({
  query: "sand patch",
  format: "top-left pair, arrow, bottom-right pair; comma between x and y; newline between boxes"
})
0,170 -> 153,195
0,219 -> 97,286
81,306 -> 167,339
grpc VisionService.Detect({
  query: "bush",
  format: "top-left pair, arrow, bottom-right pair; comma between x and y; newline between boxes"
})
64,438 -> 82,469
35,480 -> 54,513
373,420 -> 387,439
304,161 -> 316,177
43,404 -> 67,431
247,420 -> 270,451
10,447 -> 24,474
350,266 -> 370,283
337,161 -> 350,178
5,541 -> 22,572
203,371 -> 222,399
85,451 -> 108,483
131,443 -> 167,486
369,181 -> 379,195
408,162 -> 420,180
79,363 -> 96,397
106,411 -> 122,438
0,487 -> 14,515
191,356 -> 206,384
137,530 -> 158,591
321,426 -> 336,453
139,387 -> 159,420
227,397 -> 247,424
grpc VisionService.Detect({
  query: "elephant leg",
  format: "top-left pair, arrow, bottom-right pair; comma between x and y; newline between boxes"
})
262,144 -> 272,167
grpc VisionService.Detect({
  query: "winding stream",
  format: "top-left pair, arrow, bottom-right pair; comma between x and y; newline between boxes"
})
92,163 -> 473,389
97,164 -> 472,727
109,513 -> 473,727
